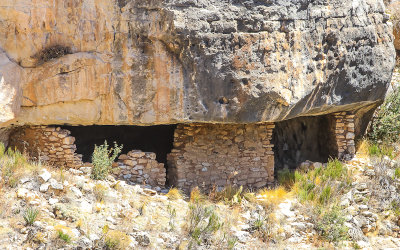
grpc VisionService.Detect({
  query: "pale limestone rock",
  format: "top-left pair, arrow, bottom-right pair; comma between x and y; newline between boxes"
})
0,0 -> 395,127
0,51 -> 22,125
49,179 -> 63,191
38,169 -> 51,183
48,198 -> 58,205
70,186 -> 83,198
39,183 -> 50,193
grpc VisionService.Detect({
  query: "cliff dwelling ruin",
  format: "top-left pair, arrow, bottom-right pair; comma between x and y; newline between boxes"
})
0,0 -> 395,193
7,111 -> 356,192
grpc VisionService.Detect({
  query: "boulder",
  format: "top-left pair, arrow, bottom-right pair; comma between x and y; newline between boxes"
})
38,169 -> 52,183
0,0 -> 395,127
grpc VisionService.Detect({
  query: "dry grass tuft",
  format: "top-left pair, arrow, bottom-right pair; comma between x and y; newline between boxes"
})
357,139 -> 371,157
93,183 -> 108,202
257,186 -> 290,208
0,143 -> 41,188
166,188 -> 183,200
104,230 -> 131,249
190,187 -> 206,203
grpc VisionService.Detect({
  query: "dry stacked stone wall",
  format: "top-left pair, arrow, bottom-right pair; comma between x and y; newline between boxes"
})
167,123 -> 275,192
9,126 -> 82,168
113,150 -> 166,187
333,112 -> 356,158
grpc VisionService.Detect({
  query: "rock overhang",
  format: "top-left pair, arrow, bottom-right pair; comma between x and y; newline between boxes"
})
0,0 -> 396,127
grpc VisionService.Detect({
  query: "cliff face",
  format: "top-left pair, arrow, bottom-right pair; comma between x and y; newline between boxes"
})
0,0 -> 395,126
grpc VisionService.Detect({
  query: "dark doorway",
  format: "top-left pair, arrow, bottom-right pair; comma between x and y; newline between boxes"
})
272,115 -> 338,171
61,125 -> 176,165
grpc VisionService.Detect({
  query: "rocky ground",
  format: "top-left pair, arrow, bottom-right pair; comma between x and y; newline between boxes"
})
1,147 -> 400,249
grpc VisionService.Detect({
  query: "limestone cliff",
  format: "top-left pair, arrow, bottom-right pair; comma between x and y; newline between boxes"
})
0,0 -> 395,126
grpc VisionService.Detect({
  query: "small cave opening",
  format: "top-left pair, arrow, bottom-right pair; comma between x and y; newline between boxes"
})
60,125 -> 177,166
272,115 -> 338,172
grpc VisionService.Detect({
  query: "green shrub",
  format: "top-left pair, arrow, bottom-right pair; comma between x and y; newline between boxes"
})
323,159 -> 346,180
249,212 -> 274,241
315,206 -> 348,243
294,159 -> 351,205
368,142 -> 394,159
91,141 -> 122,180
395,167 -> 400,179
370,87 -> 400,144
57,230 -> 72,243
167,204 -> 177,231
23,207 -> 39,226
215,185 -> 243,206
187,202 -> 223,245
0,142 -> 5,158
277,169 -> 296,188
319,186 -> 332,205
298,181 -> 316,202
227,237 -> 238,249
392,200 -> 400,216
369,144 -> 380,156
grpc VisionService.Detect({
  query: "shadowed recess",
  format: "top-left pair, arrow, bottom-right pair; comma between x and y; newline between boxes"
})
61,125 -> 177,164
272,115 -> 338,171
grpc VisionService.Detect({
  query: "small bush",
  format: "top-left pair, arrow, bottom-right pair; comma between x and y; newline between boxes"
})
359,139 -> 395,159
369,143 -> 379,156
167,204 -> 177,231
395,167 -> 400,179
57,230 -> 71,243
293,158 -> 351,205
187,201 -> 223,246
392,200 -> 400,216
91,141 -> 122,180
370,86 -> 400,144
93,183 -> 108,202
215,185 -> 244,206
315,206 -> 348,243
277,169 -> 296,189
190,187 -> 206,203
297,182 -> 316,203
323,159 -> 346,180
319,186 -> 332,205
1,145 -> 39,187
104,230 -> 131,249
249,212 -> 274,241
0,142 -> 5,158
23,207 -> 39,226
227,237 -> 238,249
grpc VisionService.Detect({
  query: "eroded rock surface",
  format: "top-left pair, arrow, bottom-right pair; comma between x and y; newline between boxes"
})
0,0 -> 395,126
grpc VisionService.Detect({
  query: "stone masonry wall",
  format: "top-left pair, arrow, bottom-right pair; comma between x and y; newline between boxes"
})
9,126 -> 82,168
333,112 -> 356,159
113,150 -> 166,187
167,123 -> 275,192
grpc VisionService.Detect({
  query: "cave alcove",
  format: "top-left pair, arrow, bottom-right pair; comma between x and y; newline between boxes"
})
272,115 -> 338,173
61,125 -> 177,165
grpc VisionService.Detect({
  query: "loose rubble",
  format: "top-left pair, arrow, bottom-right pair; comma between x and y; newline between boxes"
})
1,151 -> 400,249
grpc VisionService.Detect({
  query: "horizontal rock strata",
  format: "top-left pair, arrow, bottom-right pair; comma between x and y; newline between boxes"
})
0,0 -> 395,127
